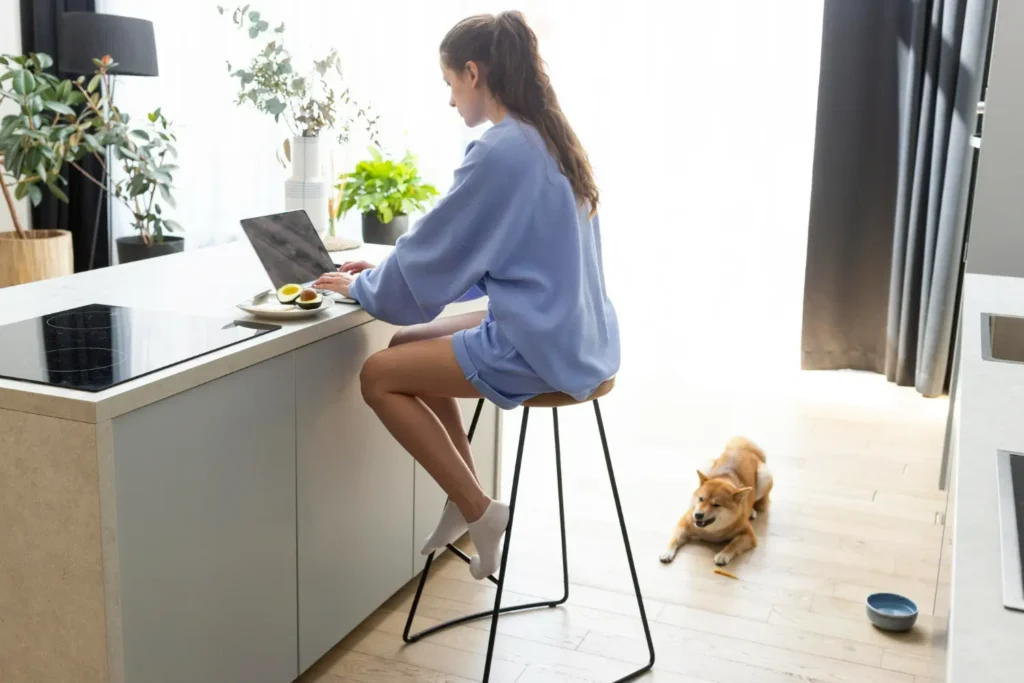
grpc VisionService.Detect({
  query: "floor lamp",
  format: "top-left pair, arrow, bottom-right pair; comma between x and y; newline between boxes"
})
58,12 -> 159,270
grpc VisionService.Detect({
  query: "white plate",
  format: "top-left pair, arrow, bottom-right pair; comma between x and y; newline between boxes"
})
237,291 -> 335,320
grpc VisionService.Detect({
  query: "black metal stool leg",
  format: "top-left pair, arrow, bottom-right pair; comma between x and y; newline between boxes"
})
552,407 -> 570,604
594,399 -> 656,680
480,406 -> 529,681
403,402 -> 569,646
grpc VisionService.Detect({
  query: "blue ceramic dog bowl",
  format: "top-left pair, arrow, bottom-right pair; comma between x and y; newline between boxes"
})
865,593 -> 919,632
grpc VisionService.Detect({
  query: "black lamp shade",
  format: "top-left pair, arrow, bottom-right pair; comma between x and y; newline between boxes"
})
58,12 -> 159,77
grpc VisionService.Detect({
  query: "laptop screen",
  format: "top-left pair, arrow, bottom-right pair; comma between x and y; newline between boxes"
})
240,211 -> 337,289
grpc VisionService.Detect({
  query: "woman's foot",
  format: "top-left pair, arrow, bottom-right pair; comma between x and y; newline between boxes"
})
468,500 -> 510,580
420,501 -> 468,555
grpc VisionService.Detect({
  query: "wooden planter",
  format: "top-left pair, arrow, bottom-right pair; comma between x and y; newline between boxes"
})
0,229 -> 74,287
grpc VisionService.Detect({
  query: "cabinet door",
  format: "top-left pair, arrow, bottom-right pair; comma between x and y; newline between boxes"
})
413,399 -> 500,573
295,320 -> 415,672
111,354 -> 298,683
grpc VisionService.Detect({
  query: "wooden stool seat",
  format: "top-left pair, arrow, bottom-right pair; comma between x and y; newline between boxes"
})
523,377 -> 616,408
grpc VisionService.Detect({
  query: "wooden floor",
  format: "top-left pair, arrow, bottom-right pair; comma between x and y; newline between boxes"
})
300,370 -> 950,683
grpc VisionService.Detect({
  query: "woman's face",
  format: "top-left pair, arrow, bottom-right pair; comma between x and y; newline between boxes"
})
442,60 -> 488,127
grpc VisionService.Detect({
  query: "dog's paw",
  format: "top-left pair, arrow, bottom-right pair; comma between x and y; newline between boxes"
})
659,549 -> 677,564
713,552 -> 731,567
749,509 -> 758,521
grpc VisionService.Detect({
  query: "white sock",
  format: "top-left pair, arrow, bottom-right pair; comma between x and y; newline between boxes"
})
420,501 -> 468,555
468,500 -> 510,580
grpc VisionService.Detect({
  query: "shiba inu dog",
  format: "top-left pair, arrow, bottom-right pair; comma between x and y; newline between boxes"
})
659,437 -> 772,567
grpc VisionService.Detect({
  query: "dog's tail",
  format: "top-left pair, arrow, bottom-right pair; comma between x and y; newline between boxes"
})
725,436 -> 766,463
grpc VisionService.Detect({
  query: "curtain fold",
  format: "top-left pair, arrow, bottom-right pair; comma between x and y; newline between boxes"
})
802,0 -> 993,397
887,0 -> 994,396
19,0 -> 110,271
801,0 -> 901,375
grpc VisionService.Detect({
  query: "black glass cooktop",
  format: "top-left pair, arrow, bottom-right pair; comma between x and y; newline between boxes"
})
0,304 -> 280,393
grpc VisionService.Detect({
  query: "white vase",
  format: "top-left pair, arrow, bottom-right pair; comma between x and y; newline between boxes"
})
285,135 -> 329,234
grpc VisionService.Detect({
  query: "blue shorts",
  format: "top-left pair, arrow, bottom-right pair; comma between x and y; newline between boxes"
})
452,314 -> 555,410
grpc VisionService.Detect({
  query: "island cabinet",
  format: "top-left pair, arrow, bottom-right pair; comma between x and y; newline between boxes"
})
110,353 -> 299,683
293,320 -> 414,671
0,242 -> 501,683
294,319 -> 502,674
101,319 -> 501,682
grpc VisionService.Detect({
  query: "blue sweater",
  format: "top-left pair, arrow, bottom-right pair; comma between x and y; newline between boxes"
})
350,117 -> 619,401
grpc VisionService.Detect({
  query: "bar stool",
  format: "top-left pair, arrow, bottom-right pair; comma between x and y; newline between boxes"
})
402,378 -> 656,682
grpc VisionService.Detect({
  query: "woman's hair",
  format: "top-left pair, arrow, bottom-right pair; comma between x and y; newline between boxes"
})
441,11 -> 599,214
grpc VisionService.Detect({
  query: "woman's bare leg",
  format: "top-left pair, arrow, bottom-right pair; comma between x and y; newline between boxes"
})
361,329 -> 511,578
360,335 -> 489,521
388,311 -> 486,480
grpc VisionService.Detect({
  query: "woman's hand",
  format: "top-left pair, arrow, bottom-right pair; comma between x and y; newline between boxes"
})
314,271 -> 356,298
338,260 -> 375,274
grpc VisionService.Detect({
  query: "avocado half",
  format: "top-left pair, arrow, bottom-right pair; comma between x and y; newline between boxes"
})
277,283 -> 302,304
296,289 -> 323,310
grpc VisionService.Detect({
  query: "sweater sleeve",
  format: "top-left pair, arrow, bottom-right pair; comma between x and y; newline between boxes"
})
349,138 -> 526,325
455,283 -> 486,302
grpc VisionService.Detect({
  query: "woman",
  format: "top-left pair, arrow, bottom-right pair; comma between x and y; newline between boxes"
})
314,11 -> 618,580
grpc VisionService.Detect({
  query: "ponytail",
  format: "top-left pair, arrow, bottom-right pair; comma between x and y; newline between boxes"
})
441,11 -> 600,214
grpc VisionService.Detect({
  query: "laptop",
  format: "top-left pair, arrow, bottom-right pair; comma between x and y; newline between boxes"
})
240,210 -> 354,302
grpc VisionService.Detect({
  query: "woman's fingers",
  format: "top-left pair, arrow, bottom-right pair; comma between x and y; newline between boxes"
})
339,260 -> 374,274
315,271 -> 353,295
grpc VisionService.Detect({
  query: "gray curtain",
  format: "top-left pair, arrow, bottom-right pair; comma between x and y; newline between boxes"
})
802,0 -> 994,397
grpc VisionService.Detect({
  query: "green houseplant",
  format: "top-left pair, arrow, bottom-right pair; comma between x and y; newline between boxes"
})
0,52 -> 100,285
0,52 -> 181,274
219,4 -> 379,236
110,108 -> 184,264
335,148 -> 438,245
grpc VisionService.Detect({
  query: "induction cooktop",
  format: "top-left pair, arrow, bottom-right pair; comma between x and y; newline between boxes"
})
0,304 -> 280,393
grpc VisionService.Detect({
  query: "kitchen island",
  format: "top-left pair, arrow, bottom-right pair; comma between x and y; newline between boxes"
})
0,241 -> 501,683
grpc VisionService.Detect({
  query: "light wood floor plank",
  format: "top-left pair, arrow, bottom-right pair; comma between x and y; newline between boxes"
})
657,603 -> 884,666
578,625 -> 915,683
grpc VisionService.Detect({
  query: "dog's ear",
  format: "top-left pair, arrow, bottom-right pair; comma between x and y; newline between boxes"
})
733,486 -> 753,502
696,470 -> 708,484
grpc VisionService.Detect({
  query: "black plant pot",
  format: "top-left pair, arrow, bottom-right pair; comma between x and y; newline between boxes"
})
116,235 -> 185,264
361,212 -> 409,246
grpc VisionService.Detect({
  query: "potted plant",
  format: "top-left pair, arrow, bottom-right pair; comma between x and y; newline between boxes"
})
0,52 -> 100,286
219,4 -> 379,236
335,148 -> 438,246
1,52 -> 181,277
110,108 -> 183,264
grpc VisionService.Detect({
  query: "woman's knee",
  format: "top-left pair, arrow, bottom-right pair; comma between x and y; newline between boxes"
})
360,352 -> 389,404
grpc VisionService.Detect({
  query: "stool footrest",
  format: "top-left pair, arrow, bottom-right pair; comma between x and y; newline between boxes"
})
403,547 -> 567,643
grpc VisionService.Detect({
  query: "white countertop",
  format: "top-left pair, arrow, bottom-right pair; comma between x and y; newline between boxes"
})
0,241 -> 399,424
950,272 -> 1024,680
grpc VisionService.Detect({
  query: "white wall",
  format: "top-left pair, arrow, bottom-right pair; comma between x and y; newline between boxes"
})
0,0 -> 29,233
967,2 -> 1024,277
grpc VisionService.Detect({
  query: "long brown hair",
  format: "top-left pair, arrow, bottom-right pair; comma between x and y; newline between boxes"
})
441,11 -> 599,214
